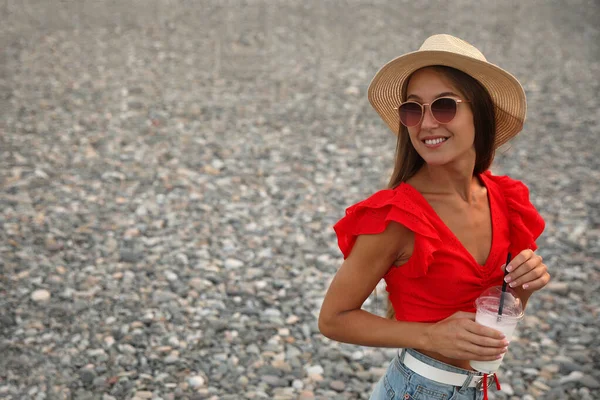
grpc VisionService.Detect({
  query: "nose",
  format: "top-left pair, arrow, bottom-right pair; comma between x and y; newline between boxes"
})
420,105 -> 439,130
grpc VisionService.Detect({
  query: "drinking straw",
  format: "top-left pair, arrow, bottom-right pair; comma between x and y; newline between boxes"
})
497,252 -> 512,318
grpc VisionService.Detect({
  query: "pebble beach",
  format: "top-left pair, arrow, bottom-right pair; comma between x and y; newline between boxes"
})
1,1 -> 599,399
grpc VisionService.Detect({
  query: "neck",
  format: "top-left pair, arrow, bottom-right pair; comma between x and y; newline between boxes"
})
417,157 -> 480,203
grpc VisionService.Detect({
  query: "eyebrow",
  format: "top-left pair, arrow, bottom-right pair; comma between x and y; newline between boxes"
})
406,91 -> 461,101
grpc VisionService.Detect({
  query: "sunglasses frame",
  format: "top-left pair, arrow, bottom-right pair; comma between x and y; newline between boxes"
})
394,97 -> 470,127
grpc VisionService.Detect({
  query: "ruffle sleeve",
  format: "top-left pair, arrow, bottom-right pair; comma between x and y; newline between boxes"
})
332,186 -> 442,278
482,171 -> 545,255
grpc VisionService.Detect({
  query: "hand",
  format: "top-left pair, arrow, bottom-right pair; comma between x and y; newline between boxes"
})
503,249 -> 550,292
424,311 -> 509,361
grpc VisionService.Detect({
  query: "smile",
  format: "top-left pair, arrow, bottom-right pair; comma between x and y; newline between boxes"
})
423,137 -> 449,145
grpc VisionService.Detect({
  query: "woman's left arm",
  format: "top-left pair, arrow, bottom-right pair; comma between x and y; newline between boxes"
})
502,249 -> 550,309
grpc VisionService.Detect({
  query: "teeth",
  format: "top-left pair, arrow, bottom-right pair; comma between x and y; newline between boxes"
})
424,138 -> 448,145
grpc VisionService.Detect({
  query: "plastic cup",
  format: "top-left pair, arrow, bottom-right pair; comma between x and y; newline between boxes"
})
469,286 -> 524,373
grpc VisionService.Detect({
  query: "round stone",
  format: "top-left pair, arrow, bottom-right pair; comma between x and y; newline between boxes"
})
31,289 -> 51,303
188,375 -> 205,388
330,380 -> 346,392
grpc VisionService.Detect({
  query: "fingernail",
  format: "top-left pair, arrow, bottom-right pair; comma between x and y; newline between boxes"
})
496,355 -> 503,359
504,276 -> 512,283
506,265 -> 513,272
509,282 -> 516,288
502,340 -> 509,346
523,284 -> 529,290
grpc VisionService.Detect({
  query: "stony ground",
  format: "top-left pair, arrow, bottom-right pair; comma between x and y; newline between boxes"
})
1,1 -> 599,399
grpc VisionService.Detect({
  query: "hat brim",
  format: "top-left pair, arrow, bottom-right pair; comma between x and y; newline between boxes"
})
367,50 -> 526,148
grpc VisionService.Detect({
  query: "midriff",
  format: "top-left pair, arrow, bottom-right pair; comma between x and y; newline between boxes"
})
416,349 -> 475,371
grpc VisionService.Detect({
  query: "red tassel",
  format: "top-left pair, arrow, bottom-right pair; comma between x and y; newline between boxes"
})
494,373 -> 501,391
483,374 -> 488,400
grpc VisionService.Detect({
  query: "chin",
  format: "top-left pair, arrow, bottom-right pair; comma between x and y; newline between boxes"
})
417,151 -> 454,166
422,157 -> 453,166
417,145 -> 474,167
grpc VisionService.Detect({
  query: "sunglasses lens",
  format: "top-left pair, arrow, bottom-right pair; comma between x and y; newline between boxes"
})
431,98 -> 457,123
399,102 -> 422,127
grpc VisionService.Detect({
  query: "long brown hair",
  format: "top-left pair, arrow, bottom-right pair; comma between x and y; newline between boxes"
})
385,66 -> 497,320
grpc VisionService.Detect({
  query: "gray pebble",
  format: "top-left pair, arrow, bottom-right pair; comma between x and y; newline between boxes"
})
329,380 -> 346,392
79,369 -> 96,387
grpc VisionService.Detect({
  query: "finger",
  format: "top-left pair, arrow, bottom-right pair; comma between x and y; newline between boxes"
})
460,348 -> 507,361
461,330 -> 509,349
520,272 -> 551,291
508,263 -> 547,289
456,339 -> 508,358
506,249 -> 535,272
505,254 -> 543,284
451,311 -> 476,321
465,320 -> 507,340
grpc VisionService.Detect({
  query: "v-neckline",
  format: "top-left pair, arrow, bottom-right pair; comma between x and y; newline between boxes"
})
403,173 -> 496,267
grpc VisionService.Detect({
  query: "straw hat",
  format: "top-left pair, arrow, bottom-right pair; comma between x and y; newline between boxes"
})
367,34 -> 526,148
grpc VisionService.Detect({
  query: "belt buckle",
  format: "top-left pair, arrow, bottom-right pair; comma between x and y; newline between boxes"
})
475,374 -> 495,391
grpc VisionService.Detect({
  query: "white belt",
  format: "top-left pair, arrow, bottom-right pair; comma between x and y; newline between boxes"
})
401,350 -> 493,389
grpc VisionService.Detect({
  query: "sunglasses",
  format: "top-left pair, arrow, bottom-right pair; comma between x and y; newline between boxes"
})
394,97 -> 470,127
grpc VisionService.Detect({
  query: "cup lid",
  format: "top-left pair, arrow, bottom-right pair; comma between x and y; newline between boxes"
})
475,286 -> 524,318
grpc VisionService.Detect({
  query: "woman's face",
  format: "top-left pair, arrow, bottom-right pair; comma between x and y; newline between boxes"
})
404,68 -> 476,166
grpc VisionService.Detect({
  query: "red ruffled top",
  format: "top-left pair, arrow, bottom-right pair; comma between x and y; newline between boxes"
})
333,170 -> 545,322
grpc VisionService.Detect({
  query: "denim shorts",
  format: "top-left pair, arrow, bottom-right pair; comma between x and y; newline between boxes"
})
370,349 -> 486,400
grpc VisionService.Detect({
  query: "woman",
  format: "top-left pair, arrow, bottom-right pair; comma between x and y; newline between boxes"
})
318,34 -> 549,400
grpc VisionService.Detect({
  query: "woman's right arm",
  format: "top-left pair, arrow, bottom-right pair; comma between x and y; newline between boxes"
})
318,221 -> 509,361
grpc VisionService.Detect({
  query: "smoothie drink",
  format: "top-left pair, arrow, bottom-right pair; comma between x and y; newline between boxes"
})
469,287 -> 524,373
